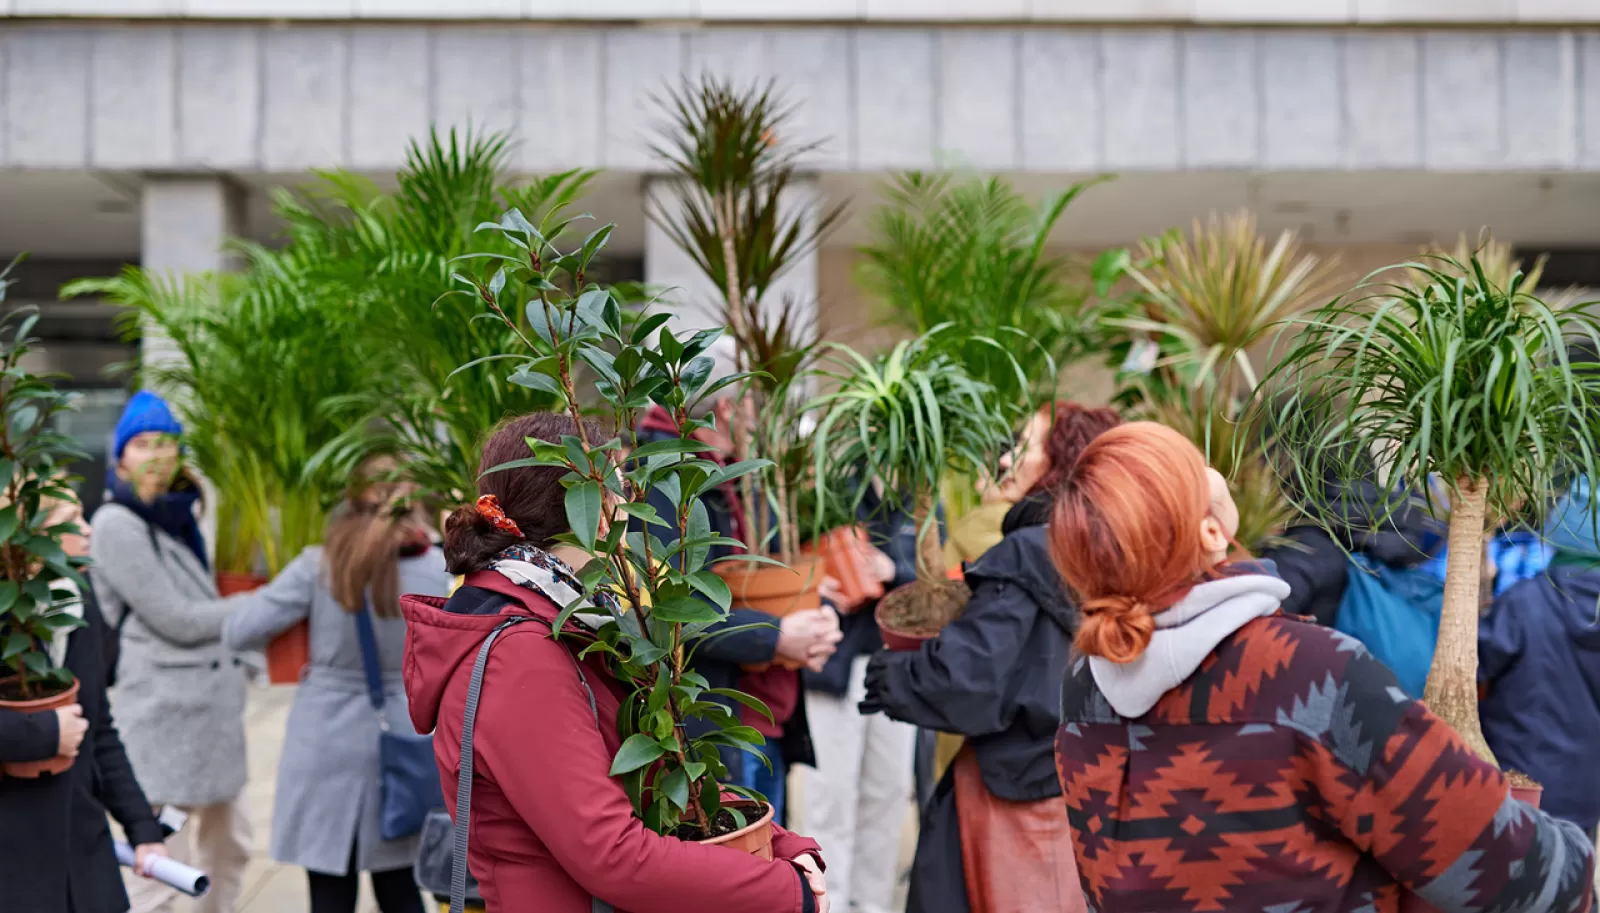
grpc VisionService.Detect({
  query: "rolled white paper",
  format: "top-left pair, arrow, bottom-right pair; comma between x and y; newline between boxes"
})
114,841 -> 210,897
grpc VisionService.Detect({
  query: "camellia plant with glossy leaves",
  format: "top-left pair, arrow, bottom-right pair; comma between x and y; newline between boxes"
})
451,208 -> 777,838
0,257 -> 89,700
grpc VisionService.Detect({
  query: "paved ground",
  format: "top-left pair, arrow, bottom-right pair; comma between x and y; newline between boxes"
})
133,684 -> 916,913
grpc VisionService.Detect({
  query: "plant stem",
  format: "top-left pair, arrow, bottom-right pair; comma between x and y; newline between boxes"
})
714,191 -> 762,558
1422,477 -> 1497,765
912,493 -> 942,586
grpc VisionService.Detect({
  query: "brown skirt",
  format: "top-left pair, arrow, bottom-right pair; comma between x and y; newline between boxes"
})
954,747 -> 1088,913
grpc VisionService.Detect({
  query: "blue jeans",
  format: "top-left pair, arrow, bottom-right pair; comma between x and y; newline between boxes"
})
738,739 -> 787,823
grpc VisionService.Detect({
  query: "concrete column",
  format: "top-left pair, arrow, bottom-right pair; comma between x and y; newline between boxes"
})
138,175 -> 245,376
642,176 -> 823,374
138,175 -> 244,561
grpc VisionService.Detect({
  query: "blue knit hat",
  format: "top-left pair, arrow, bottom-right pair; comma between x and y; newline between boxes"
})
113,390 -> 183,459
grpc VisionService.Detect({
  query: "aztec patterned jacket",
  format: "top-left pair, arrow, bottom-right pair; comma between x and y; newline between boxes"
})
1055,613 -> 1596,913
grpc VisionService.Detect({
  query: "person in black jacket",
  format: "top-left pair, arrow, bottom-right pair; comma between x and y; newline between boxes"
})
859,401 -> 1119,913
0,491 -> 166,913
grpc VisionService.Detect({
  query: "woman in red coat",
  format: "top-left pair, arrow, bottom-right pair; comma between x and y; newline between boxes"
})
1048,422 -> 1594,913
402,413 -> 827,913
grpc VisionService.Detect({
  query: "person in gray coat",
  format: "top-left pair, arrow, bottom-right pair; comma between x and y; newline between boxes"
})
223,464 -> 450,913
90,391 -> 255,913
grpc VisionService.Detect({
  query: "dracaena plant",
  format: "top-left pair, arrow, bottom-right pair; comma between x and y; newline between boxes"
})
649,74 -> 844,564
1259,253 -> 1600,764
0,257 -> 89,698
454,209 -> 776,836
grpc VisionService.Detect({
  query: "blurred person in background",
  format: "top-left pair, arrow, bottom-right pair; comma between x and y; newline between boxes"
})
0,486 -> 167,913
91,391 -> 253,913
223,459 -> 450,913
858,402 -> 1119,913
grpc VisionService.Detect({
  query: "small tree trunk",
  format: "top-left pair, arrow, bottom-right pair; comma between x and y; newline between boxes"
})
1422,477 -> 1498,766
913,494 -> 942,587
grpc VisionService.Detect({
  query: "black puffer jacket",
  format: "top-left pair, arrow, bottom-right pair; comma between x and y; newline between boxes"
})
861,496 -> 1074,803
1264,476 -> 1442,626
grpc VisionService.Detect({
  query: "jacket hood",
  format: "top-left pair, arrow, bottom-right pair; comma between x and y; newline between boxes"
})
1530,567 -> 1600,650
965,524 -> 1078,637
1090,573 -> 1291,719
1545,478 -> 1600,561
401,573 -> 559,737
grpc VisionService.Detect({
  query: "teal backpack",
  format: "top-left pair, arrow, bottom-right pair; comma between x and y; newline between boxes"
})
1333,554 -> 1445,698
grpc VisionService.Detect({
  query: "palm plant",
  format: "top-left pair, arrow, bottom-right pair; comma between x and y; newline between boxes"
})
1099,211 -> 1340,550
261,130 -> 599,506
858,172 -> 1104,405
808,329 -> 1024,631
1260,254 -> 1600,763
649,75 -> 844,565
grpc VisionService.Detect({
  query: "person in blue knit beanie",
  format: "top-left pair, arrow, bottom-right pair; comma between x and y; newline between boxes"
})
92,388 -> 256,913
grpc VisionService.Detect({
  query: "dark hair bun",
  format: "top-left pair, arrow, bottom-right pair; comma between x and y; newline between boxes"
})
442,503 -> 518,576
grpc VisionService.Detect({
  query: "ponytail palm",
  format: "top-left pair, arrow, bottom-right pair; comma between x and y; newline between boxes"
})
1261,254 -> 1600,762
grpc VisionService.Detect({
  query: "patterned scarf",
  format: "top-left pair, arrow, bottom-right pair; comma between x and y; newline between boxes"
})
487,542 -> 621,628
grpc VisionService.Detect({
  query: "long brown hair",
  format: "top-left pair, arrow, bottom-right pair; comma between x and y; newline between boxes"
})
325,458 -> 425,617
1048,422 -> 1216,663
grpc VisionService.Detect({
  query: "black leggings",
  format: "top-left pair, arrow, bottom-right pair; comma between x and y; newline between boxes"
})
307,841 -> 425,913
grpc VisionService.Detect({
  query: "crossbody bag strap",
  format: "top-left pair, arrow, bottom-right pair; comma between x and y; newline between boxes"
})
352,601 -> 388,720
451,614 -> 609,913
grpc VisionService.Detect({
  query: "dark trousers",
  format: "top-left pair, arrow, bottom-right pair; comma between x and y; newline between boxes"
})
308,841 -> 425,913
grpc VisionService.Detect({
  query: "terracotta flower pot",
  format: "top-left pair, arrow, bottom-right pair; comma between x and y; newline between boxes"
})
218,572 -> 305,685
701,800 -> 776,860
876,599 -> 934,652
876,579 -> 971,652
1399,781 -> 1543,913
0,677 -> 81,778
714,555 -> 823,619
806,526 -> 883,613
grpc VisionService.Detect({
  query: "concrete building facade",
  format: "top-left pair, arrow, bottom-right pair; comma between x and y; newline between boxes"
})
3,1 -> 1600,475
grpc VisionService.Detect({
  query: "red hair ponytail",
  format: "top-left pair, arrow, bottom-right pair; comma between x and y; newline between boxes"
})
1048,422 -> 1216,663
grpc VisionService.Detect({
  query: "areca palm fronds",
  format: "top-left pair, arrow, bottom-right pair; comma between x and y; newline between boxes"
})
1260,253 -> 1600,764
809,329 -> 1025,583
263,129 -> 599,504
859,172 -> 1103,403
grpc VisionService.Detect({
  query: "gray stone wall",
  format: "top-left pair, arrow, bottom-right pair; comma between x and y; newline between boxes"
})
1,22 -> 1597,173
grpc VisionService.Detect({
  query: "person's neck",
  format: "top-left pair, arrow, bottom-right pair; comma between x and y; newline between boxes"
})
549,544 -> 590,570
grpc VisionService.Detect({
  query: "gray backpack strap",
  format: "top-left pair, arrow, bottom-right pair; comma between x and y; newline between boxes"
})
450,616 -> 612,913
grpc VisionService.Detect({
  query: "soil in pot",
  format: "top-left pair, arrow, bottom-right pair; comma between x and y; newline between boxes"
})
0,677 -> 81,778
672,801 -> 775,860
219,573 -> 306,685
878,579 -> 971,651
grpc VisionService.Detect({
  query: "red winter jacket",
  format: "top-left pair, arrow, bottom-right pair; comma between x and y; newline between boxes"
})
402,571 -> 823,913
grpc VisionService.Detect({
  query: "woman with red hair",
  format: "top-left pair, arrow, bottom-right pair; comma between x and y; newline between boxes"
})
859,401 -> 1119,913
1051,422 -> 1594,913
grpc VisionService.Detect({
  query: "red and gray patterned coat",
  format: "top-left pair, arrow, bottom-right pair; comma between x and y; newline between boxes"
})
1055,614 -> 1595,913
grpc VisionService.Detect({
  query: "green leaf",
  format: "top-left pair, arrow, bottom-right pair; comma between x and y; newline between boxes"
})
617,501 -> 665,526
631,312 -> 674,346
707,687 -> 775,722
21,651 -> 50,676
660,766 -> 690,812
574,289 -> 612,334
686,570 -> 731,610
0,506 -> 17,543
565,481 -> 602,549
648,596 -> 723,625
700,459 -> 772,494
630,438 -> 710,461
681,355 -> 715,395
0,581 -> 17,615
609,733 -> 666,776
579,224 -> 615,269
2,632 -> 30,660
508,365 -> 563,397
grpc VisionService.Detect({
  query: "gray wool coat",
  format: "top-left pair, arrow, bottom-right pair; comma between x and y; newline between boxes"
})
90,502 -> 251,809
223,545 -> 452,876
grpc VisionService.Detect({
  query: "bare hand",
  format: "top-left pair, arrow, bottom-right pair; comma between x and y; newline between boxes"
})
55,705 -> 87,758
133,843 -> 168,878
817,575 -> 846,608
777,608 -> 843,669
795,853 -> 828,913
860,544 -> 897,584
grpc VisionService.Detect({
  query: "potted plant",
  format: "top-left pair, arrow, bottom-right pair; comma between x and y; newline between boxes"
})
1095,211 -> 1339,551
808,329 -> 1022,650
0,257 -> 91,776
1261,252 -> 1600,784
650,75 -> 847,618
453,205 -> 785,847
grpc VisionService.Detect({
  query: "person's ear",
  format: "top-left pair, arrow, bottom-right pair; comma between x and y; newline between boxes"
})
1198,515 -> 1230,559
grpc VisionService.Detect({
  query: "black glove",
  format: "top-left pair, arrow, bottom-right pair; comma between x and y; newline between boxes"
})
857,652 -> 890,716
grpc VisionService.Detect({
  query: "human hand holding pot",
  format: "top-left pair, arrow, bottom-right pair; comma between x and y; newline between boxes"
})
776,608 -> 842,672
55,704 -> 87,758
794,853 -> 829,913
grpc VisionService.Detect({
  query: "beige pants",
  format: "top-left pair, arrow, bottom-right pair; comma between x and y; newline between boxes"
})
127,795 -> 253,913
